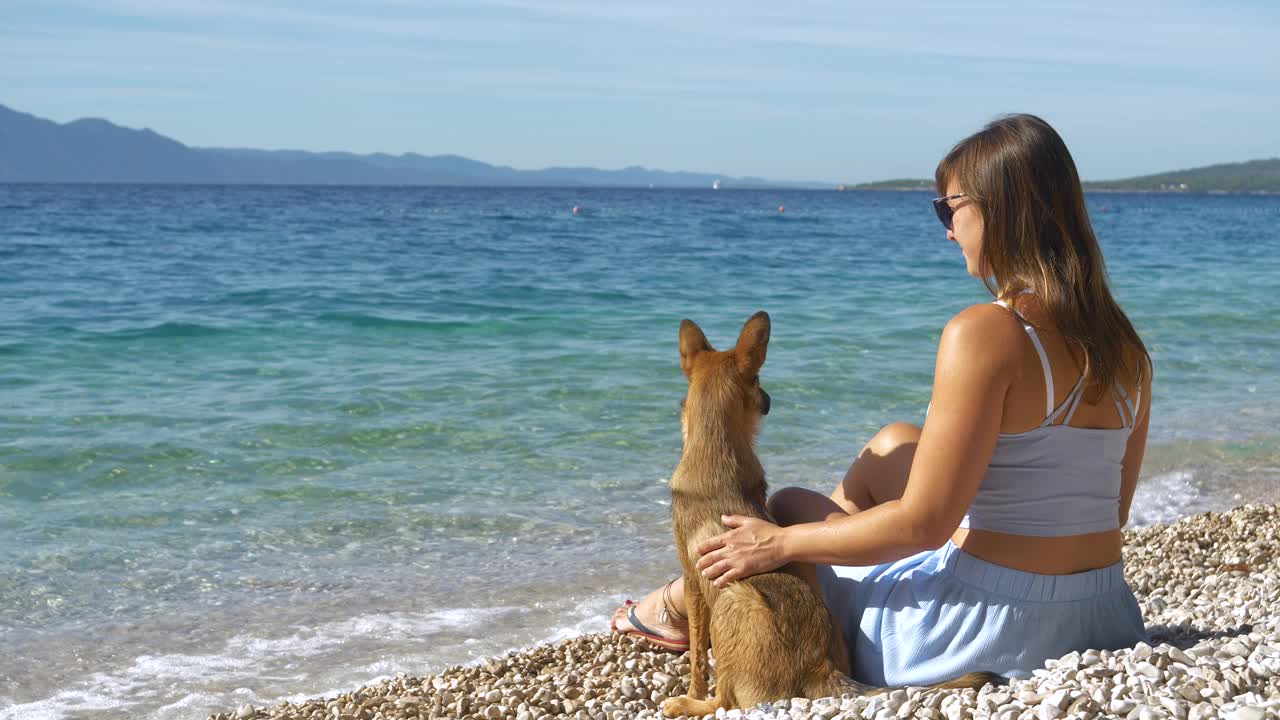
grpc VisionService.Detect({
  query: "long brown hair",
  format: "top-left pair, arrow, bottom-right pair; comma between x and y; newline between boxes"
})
935,113 -> 1151,398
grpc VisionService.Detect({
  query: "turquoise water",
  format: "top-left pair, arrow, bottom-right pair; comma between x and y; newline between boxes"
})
1,185 -> 1278,719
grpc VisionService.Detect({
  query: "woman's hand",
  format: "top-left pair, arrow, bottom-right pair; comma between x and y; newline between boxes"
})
694,515 -> 789,588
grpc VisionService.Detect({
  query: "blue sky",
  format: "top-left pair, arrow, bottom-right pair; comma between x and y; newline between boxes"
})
3,0 -> 1277,182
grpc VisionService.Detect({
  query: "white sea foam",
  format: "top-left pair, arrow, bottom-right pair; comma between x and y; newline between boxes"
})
1128,469 -> 1205,529
0,607 -> 516,720
530,595 -> 619,648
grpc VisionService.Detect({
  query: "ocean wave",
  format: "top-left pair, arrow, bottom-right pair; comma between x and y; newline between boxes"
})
1128,470 -> 1204,528
315,311 -> 600,338
219,288 -> 307,307
317,312 -> 470,332
0,608 -> 517,720
94,322 -> 235,341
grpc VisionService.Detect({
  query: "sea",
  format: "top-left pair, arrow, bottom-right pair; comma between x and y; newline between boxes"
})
1,185 -> 1278,719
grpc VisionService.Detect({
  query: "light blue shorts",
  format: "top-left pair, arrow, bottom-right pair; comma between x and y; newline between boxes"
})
816,541 -> 1148,686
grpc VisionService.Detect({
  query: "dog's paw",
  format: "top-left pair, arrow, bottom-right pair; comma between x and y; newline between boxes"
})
660,695 -> 719,718
659,696 -> 690,717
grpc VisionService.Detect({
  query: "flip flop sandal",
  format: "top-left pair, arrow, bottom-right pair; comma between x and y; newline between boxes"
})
613,600 -> 689,653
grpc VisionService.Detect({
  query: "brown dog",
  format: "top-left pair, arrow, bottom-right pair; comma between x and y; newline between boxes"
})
660,312 -> 994,717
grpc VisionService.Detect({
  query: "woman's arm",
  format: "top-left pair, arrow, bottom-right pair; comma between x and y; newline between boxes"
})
1118,366 -> 1153,527
696,305 -> 1020,586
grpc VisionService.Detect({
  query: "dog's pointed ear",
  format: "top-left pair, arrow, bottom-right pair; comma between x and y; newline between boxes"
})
679,319 -> 713,377
735,311 -> 770,375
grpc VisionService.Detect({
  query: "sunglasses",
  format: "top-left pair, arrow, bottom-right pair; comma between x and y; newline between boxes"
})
932,193 -> 968,230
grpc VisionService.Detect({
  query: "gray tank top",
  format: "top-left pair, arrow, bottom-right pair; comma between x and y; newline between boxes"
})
957,298 -> 1141,537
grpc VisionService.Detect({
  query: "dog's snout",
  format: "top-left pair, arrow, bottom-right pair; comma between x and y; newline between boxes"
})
760,388 -> 770,415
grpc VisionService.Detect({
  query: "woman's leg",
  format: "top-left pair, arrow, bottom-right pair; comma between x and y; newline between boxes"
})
764,421 -> 921,525
611,422 -> 921,644
830,421 -> 920,514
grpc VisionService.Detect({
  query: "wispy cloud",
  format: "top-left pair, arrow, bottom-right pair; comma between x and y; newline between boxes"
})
39,0 -> 552,44
9,86 -> 207,102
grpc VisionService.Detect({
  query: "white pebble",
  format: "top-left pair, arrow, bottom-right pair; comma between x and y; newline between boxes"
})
1110,699 -> 1137,714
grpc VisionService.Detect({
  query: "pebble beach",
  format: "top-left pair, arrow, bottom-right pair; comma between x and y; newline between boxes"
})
208,502 -> 1280,720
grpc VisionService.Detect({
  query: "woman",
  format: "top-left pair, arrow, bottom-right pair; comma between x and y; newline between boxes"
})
611,113 -> 1152,685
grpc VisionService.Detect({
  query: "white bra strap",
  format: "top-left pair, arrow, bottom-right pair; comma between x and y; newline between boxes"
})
993,293 -> 1054,417
1112,397 -> 1132,427
1061,381 -> 1089,425
1116,383 -> 1141,429
995,299 -> 1055,419
1045,373 -> 1086,426
1024,327 -> 1055,420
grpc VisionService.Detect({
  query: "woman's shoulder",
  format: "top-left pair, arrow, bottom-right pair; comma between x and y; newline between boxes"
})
943,302 -> 1026,342
937,303 -> 1027,368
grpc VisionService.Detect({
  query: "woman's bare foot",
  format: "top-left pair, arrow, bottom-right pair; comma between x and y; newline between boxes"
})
609,579 -> 689,650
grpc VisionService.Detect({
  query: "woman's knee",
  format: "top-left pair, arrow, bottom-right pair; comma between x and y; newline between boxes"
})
766,487 -> 808,525
834,422 -> 922,512
863,422 -> 922,459
767,486 -> 844,527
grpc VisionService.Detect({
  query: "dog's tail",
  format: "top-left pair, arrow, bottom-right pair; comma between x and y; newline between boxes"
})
809,670 -> 1000,699
925,672 -> 1003,691
806,670 -> 884,699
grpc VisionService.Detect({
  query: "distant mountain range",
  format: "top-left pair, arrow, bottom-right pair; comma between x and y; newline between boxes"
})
2,102 -> 1276,192
0,103 -> 818,188
849,160 -> 1280,194
1083,159 -> 1280,193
